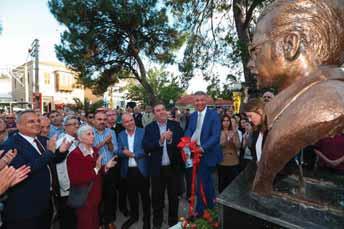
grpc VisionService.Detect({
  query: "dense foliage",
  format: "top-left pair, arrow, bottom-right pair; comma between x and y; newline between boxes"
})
125,68 -> 185,107
49,0 -> 186,105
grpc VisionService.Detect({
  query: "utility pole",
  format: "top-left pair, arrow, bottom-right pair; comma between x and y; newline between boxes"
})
28,39 -> 40,111
29,39 -> 39,92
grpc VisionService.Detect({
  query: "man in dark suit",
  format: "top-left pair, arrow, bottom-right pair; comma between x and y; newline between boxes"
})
143,104 -> 184,229
185,91 -> 222,215
133,107 -> 143,128
117,113 -> 150,229
1,110 -> 68,229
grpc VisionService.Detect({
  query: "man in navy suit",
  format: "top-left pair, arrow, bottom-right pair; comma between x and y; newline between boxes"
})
1,110 -> 68,229
143,104 -> 184,229
185,91 -> 222,215
117,113 -> 150,229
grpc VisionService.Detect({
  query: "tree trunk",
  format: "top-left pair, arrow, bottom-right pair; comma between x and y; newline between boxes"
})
134,54 -> 159,106
129,33 -> 159,106
233,0 -> 258,96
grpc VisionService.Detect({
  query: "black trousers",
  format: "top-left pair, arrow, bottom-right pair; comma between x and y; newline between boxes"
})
116,160 -> 128,212
57,196 -> 76,229
3,205 -> 52,229
217,164 -> 240,193
127,167 -> 150,224
151,166 -> 179,227
100,166 -> 118,224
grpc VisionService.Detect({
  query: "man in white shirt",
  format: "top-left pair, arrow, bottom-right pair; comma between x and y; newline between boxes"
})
55,115 -> 80,229
118,113 -> 150,229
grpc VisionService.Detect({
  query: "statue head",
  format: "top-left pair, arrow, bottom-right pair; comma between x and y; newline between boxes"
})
248,0 -> 344,90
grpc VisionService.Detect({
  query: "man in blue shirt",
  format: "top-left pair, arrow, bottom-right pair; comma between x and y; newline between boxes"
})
93,111 -> 118,229
47,111 -> 63,138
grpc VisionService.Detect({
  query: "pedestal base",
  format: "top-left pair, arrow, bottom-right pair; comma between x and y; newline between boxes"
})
217,162 -> 344,229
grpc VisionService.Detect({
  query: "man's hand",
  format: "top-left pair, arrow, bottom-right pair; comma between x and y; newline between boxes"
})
0,166 -> 16,195
47,135 -> 57,152
165,129 -> 173,142
105,134 -> 112,144
58,138 -> 73,153
10,165 -> 31,187
122,148 -> 135,158
106,134 -> 114,151
0,149 -> 17,170
159,133 -> 166,145
97,134 -> 112,149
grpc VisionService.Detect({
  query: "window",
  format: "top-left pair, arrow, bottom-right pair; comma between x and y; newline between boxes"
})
44,72 -> 50,85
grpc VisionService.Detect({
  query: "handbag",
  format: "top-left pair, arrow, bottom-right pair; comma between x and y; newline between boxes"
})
67,182 -> 93,208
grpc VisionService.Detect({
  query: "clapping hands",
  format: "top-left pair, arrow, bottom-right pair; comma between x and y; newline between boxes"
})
0,164 -> 31,195
47,135 -> 57,152
0,149 -> 17,170
160,129 -> 173,144
58,138 -> 73,153
122,147 -> 135,158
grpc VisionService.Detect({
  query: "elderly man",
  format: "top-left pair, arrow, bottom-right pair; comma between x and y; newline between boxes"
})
47,111 -> 63,138
142,105 -> 154,127
39,116 -> 51,138
55,115 -> 80,229
247,0 -> 344,195
133,107 -> 143,128
1,110 -> 70,229
262,91 -> 274,103
143,104 -> 183,228
93,111 -> 118,229
118,113 -> 150,229
185,91 -> 222,215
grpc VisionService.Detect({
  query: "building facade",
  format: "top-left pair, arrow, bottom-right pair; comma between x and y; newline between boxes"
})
12,61 -> 84,113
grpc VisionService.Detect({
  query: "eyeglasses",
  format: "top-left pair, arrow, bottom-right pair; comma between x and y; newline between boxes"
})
65,122 -> 80,126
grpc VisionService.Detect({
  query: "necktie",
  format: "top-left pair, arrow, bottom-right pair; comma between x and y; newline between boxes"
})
34,138 -> 46,155
192,112 -> 202,145
34,138 -> 59,195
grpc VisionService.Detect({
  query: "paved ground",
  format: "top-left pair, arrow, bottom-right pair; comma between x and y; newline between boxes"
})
114,195 -> 190,229
53,173 -> 219,229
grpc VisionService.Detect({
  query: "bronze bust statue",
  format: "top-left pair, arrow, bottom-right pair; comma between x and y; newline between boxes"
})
247,0 -> 344,195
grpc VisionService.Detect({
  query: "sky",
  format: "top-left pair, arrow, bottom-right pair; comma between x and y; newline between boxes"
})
0,0 -> 208,92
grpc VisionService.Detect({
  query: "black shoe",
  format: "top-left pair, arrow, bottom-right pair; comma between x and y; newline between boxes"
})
143,221 -> 151,229
152,224 -> 161,229
121,217 -> 138,229
120,209 -> 129,217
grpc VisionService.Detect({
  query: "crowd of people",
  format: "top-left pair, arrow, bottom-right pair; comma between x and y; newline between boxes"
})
0,90 -> 343,229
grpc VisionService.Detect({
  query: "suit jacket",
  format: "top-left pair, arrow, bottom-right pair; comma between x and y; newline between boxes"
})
185,108 -> 223,167
117,128 -> 148,177
1,133 -> 66,221
142,120 -> 184,176
133,113 -> 143,128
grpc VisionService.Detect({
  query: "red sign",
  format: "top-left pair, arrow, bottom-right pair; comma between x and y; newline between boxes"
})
32,92 -> 42,112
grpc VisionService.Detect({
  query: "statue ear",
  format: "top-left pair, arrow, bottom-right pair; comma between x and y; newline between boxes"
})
283,33 -> 300,61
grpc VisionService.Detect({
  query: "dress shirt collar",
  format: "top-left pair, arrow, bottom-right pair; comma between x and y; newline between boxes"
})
79,143 -> 94,157
19,132 -> 37,145
157,120 -> 167,128
125,128 -> 136,137
198,107 -> 207,117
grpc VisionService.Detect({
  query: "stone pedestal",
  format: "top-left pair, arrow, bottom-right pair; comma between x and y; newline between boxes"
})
217,162 -> 344,229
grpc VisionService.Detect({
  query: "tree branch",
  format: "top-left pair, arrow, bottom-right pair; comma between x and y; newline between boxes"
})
243,0 -> 262,28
